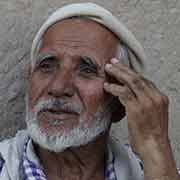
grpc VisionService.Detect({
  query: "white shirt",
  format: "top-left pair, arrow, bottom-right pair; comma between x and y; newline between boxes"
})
0,130 -> 144,180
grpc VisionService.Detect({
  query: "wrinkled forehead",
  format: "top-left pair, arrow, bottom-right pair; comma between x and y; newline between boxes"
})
43,17 -> 120,43
36,18 -> 120,66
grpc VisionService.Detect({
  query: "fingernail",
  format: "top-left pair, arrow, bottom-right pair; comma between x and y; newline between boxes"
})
105,64 -> 112,69
111,58 -> 119,64
104,82 -> 108,86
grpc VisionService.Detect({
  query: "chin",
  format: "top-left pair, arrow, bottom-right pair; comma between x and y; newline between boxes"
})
26,110 -> 111,153
25,95 -> 112,152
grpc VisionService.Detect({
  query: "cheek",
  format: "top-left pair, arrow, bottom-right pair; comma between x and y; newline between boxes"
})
76,79 -> 107,117
28,74 -> 50,109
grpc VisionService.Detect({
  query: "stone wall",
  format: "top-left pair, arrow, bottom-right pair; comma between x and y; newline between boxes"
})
0,0 -> 180,166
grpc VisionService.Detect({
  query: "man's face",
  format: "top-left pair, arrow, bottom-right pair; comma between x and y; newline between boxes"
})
26,18 -> 120,152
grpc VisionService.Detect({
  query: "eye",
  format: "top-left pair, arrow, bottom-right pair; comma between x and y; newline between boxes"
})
38,58 -> 57,73
78,57 -> 98,78
80,67 -> 96,74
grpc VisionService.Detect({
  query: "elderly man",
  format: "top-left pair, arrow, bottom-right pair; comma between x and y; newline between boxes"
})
0,3 -> 179,180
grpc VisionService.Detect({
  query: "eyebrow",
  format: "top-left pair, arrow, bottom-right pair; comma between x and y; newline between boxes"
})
35,52 -> 58,66
35,53 -> 101,73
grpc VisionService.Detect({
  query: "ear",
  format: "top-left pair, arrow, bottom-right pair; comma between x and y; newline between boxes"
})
110,97 -> 126,123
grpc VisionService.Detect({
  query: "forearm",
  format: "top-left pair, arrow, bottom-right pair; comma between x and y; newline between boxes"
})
139,139 -> 179,180
104,58 -> 180,179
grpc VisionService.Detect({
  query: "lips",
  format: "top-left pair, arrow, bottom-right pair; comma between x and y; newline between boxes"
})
40,107 -> 79,116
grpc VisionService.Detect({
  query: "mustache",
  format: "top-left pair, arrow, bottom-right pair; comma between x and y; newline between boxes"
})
34,99 -> 82,115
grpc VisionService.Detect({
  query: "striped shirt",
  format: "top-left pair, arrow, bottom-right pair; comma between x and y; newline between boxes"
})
0,137 -> 117,180
1,138 -> 179,179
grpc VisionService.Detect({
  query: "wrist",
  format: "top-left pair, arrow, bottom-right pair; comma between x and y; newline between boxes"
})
138,138 -> 179,179
136,137 -> 170,158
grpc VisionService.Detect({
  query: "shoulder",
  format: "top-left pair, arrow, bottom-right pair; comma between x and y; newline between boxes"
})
0,129 -> 28,156
0,130 -> 29,178
108,138 -> 144,180
123,144 -> 144,171
108,138 -> 143,168
0,155 -> 4,173
109,138 -> 180,179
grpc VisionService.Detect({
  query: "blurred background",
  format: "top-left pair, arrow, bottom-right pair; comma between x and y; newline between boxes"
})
0,0 -> 179,166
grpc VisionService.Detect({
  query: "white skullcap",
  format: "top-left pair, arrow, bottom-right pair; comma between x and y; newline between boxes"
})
31,2 -> 146,72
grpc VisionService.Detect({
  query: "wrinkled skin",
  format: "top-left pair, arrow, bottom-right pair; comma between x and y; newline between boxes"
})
28,18 -> 179,180
28,19 -> 120,136
28,19 -> 121,180
104,58 -> 180,180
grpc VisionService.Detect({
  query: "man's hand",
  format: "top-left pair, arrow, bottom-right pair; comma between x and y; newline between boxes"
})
104,58 -> 179,180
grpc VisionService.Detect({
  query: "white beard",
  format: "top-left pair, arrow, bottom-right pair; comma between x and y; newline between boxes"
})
25,98 -> 112,153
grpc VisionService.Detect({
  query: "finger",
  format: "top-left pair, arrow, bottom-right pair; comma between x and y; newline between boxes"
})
140,77 -> 169,107
111,58 -> 138,76
141,78 -> 163,97
105,62 -> 150,101
103,82 -> 137,106
106,58 -> 166,106
110,59 -> 161,100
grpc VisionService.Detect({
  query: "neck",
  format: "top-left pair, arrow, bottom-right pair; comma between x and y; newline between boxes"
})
33,133 -> 109,180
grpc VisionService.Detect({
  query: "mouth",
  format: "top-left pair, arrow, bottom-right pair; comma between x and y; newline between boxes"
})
49,108 -> 78,114
37,108 -> 79,128
39,108 -> 79,118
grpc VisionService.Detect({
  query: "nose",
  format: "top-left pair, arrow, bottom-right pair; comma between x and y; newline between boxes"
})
47,68 -> 75,98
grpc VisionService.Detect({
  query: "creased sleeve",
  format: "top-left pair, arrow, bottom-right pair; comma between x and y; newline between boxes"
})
178,168 -> 180,176
0,155 -> 5,174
